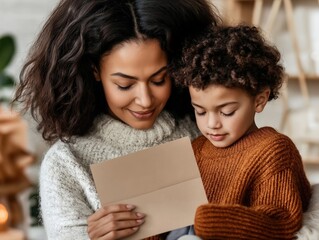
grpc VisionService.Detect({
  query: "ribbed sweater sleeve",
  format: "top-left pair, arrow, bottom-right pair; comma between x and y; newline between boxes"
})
192,127 -> 311,240
195,170 -> 303,239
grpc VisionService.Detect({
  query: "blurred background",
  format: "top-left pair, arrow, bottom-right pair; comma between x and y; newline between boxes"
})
0,0 -> 318,239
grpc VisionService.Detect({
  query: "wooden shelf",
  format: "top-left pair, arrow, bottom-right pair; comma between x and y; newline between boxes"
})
225,0 -> 319,166
225,0 -> 255,25
288,74 -> 319,81
224,0 -> 319,84
303,158 -> 319,165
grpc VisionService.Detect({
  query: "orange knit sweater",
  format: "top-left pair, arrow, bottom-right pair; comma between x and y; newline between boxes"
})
193,127 -> 311,240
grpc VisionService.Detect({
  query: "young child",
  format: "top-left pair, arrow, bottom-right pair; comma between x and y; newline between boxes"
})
172,25 -> 312,239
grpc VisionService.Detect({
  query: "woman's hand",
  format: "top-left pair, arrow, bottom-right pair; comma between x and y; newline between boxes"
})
87,204 -> 145,240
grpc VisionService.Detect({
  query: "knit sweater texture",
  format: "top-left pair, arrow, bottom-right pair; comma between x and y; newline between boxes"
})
39,111 -> 199,240
193,127 -> 312,240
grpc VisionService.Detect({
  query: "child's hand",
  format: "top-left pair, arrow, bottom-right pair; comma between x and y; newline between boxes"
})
87,204 -> 145,239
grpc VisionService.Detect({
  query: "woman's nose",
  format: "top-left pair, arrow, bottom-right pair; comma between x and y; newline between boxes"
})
135,84 -> 152,108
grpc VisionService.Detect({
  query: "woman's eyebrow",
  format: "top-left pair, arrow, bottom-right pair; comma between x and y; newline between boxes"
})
110,72 -> 137,80
149,66 -> 167,78
110,66 -> 167,80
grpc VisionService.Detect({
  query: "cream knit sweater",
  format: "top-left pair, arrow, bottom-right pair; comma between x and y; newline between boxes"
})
39,111 -> 199,240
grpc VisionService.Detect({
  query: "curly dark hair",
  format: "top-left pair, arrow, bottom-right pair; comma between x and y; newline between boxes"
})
14,0 -> 220,142
172,25 -> 284,100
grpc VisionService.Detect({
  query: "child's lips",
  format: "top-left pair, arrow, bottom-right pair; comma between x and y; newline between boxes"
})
207,133 -> 226,141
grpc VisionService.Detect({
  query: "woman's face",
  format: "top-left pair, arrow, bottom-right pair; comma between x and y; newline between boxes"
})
97,39 -> 171,129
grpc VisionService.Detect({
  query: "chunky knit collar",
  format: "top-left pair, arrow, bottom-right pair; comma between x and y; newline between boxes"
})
67,111 -> 197,166
87,111 -> 177,149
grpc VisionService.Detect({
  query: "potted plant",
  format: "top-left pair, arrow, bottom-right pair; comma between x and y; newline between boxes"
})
0,34 -> 42,229
0,34 -> 16,104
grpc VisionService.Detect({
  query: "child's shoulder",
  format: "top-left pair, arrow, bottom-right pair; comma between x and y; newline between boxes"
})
254,127 -> 302,167
258,126 -> 296,147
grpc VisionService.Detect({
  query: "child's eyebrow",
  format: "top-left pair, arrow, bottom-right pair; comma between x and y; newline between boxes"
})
110,66 -> 167,80
216,102 -> 238,108
192,101 -> 238,109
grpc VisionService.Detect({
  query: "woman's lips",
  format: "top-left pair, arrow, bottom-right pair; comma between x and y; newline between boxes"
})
129,110 -> 155,119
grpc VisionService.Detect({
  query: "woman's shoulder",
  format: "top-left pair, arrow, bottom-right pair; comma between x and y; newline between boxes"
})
40,140 -> 77,173
45,139 -> 73,155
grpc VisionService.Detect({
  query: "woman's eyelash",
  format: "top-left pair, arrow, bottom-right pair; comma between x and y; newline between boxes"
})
117,85 -> 131,91
195,111 -> 206,116
152,78 -> 165,86
116,78 -> 165,90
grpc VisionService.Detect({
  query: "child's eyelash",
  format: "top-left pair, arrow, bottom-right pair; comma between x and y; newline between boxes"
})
221,111 -> 235,117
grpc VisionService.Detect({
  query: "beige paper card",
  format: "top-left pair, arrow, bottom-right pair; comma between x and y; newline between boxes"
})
90,137 -> 207,240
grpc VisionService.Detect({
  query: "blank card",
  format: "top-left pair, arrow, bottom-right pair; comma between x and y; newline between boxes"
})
90,137 -> 207,240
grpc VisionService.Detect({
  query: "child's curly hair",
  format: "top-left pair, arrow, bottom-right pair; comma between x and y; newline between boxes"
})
171,25 -> 284,100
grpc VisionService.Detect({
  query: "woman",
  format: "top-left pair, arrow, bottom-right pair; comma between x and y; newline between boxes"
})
14,0 -> 220,239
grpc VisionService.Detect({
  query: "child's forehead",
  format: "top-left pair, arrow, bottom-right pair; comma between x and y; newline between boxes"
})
189,84 -> 252,105
189,84 -> 247,95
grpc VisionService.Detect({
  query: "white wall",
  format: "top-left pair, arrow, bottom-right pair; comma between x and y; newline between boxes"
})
0,0 -> 58,78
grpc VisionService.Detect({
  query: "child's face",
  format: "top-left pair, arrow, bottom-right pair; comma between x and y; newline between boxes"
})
189,85 -> 261,148
97,39 -> 171,129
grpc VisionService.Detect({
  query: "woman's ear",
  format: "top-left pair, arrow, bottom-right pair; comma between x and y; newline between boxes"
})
255,88 -> 270,113
93,66 -> 100,81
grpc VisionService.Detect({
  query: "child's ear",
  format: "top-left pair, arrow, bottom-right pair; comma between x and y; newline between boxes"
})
255,88 -> 270,113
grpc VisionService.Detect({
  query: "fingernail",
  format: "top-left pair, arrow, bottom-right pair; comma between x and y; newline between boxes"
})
132,227 -> 139,231
126,204 -> 135,210
136,219 -> 144,224
136,212 -> 145,217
